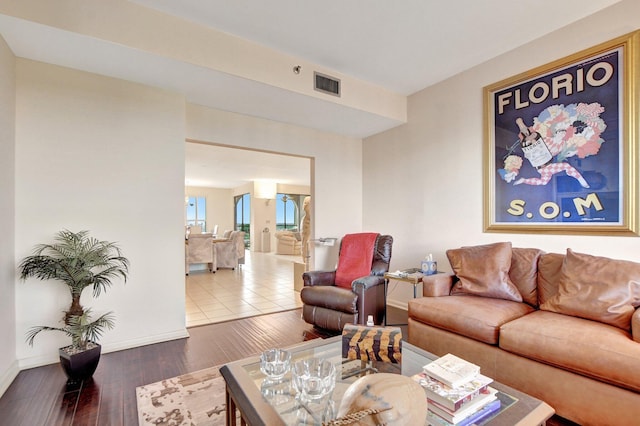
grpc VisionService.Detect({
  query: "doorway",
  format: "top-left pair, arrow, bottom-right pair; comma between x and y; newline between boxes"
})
184,140 -> 314,326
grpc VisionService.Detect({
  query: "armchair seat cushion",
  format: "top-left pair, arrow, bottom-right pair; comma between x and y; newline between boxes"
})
408,295 -> 534,345
300,286 -> 357,314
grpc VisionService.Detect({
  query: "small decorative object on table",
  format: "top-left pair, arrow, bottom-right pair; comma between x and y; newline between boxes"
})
341,324 -> 402,364
421,254 -> 438,275
333,373 -> 428,426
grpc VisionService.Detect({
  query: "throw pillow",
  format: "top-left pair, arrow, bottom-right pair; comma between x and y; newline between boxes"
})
447,242 -> 523,302
540,249 -> 640,331
510,248 -> 544,307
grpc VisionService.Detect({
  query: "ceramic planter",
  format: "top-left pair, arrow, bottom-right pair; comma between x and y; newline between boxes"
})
58,342 -> 101,384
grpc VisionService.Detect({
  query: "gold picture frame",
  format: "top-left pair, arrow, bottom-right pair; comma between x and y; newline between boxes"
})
483,31 -> 639,236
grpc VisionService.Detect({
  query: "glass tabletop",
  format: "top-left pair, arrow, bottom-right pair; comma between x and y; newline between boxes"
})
220,336 -> 554,426
244,336 -> 423,425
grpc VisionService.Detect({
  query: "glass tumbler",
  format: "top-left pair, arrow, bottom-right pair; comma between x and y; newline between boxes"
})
292,358 -> 336,402
260,349 -> 292,380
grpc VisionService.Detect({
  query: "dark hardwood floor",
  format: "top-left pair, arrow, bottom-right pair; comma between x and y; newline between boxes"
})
0,307 -> 574,425
0,309 -> 340,426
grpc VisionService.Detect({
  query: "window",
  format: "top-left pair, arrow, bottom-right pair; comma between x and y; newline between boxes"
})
234,193 -> 250,247
276,193 -> 309,231
186,196 -> 206,231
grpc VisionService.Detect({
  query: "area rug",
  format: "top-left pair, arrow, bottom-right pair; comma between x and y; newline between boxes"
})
136,366 -> 227,426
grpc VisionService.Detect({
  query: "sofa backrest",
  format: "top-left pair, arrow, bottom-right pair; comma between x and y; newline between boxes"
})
536,252 -> 565,306
508,249 -> 566,308
510,248 -> 544,307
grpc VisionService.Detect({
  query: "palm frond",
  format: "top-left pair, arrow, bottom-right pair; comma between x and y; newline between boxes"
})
19,230 -> 129,295
27,310 -> 116,350
25,325 -> 74,347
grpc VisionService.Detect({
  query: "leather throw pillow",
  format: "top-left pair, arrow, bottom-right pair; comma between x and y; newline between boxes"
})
540,249 -> 640,331
447,242 -> 523,302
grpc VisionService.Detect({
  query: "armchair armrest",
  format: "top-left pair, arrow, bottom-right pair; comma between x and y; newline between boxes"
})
632,308 -> 640,343
422,272 -> 455,297
303,270 -> 337,287
352,275 -> 385,291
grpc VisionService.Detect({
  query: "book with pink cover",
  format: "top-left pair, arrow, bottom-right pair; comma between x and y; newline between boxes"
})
412,371 -> 493,412
428,387 -> 498,423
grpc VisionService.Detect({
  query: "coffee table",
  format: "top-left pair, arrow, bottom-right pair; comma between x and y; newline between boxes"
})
220,336 -> 554,426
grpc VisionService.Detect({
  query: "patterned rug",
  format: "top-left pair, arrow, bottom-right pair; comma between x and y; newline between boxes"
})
136,366 -> 227,426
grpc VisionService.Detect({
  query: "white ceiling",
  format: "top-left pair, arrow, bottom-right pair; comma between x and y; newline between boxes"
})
186,143 -> 310,188
0,0 -> 621,188
130,0 -> 620,95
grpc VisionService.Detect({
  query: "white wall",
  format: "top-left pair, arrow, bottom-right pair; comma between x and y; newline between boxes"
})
0,35 -> 17,396
364,0 -> 640,307
14,60 -> 188,368
186,104 -> 363,269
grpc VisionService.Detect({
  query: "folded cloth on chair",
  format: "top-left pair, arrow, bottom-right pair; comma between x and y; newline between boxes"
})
335,233 -> 379,288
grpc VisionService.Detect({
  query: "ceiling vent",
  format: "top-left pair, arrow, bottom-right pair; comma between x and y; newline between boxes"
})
314,72 -> 341,97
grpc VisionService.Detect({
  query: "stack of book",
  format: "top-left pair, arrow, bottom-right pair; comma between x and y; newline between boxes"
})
412,353 -> 501,426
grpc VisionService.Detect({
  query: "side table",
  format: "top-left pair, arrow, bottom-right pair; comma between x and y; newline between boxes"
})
384,270 -> 424,299
383,269 -> 425,326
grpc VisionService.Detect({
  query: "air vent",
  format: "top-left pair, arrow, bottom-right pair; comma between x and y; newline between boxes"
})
314,72 -> 341,97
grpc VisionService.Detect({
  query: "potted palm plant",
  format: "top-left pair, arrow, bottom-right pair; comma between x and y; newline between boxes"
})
19,230 -> 129,384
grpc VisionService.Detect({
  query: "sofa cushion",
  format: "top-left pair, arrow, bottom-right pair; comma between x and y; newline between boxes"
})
447,242 -> 523,302
408,295 -> 534,345
510,248 -> 543,307
540,249 -> 640,331
537,253 -> 564,305
500,310 -> 640,393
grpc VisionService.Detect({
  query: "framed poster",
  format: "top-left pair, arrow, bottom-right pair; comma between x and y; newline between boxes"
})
483,31 -> 639,235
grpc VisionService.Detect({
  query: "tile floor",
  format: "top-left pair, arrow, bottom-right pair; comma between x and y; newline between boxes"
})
185,250 -> 305,327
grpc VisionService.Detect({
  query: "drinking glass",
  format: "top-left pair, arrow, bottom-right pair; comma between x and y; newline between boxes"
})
260,349 -> 291,380
291,358 -> 336,402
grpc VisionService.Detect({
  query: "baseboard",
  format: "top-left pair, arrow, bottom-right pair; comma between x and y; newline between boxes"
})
102,328 -> 190,355
0,360 -> 20,398
387,299 -> 409,311
18,328 -> 190,370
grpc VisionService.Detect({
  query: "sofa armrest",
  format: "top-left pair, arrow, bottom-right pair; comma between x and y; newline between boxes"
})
422,272 -> 455,297
352,275 -> 384,291
633,309 -> 640,343
303,270 -> 336,287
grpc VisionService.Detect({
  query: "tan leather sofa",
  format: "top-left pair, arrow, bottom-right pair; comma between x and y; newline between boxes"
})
407,242 -> 640,425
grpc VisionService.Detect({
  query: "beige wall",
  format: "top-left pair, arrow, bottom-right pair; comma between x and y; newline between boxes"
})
0,35 -> 16,396
14,60 -> 188,367
364,0 -> 640,307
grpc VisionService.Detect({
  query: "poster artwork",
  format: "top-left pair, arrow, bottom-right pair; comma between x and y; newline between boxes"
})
493,49 -> 621,225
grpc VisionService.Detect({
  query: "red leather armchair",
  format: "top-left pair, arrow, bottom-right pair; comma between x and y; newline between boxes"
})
300,233 -> 393,331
